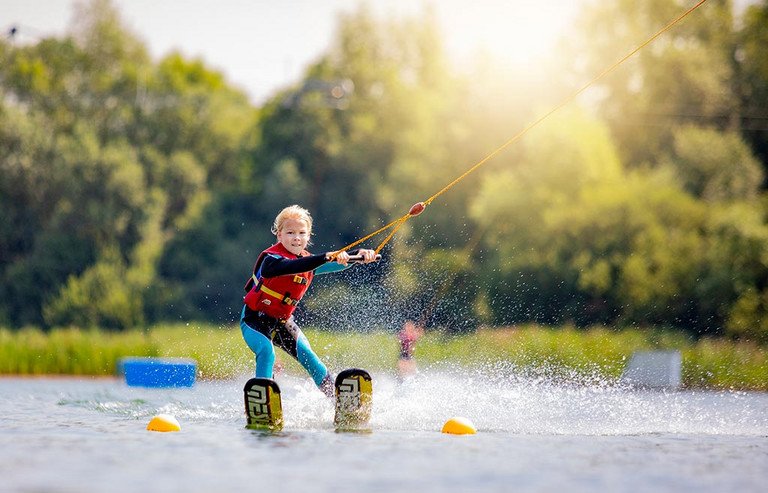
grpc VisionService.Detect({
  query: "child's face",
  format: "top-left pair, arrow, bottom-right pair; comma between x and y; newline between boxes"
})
276,218 -> 310,255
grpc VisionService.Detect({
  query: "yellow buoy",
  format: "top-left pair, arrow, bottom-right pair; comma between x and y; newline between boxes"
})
147,414 -> 181,432
441,417 -> 476,435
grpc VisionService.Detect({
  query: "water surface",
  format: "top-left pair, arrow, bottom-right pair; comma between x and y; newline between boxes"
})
1,370 -> 766,493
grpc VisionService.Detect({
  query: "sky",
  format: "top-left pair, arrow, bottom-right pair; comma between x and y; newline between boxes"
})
4,0 -> 584,105
3,0 -> 757,105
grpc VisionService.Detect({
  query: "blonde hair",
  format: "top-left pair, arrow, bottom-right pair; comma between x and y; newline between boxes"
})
272,204 -> 313,238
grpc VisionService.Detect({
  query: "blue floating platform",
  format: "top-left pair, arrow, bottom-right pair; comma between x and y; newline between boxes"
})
119,357 -> 197,388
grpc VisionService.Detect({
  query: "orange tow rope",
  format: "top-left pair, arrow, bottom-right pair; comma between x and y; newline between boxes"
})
333,0 -> 710,259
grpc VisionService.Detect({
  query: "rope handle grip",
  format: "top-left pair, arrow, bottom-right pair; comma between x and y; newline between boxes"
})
347,253 -> 382,263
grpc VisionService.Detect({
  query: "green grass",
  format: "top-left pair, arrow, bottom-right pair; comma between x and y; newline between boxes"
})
0,326 -> 156,375
411,326 -> 767,390
1,324 -> 765,390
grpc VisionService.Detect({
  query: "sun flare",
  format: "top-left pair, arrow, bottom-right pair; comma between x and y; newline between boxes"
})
436,0 -> 580,68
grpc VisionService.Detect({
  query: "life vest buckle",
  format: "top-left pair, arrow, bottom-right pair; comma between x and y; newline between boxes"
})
281,291 -> 295,305
258,284 -> 295,305
293,275 -> 308,285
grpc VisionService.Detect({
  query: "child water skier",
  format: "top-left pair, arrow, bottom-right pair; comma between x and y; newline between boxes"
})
240,205 -> 377,397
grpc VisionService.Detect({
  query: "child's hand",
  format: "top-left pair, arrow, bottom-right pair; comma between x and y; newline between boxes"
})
326,249 -> 378,265
327,250 -> 350,266
357,249 -> 377,263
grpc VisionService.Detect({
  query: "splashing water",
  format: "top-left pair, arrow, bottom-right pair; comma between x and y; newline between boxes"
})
373,367 -> 767,436
2,373 -> 766,493
48,366 -> 766,436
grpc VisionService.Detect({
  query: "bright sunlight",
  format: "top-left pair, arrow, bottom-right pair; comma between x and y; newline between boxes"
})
432,0 -> 582,68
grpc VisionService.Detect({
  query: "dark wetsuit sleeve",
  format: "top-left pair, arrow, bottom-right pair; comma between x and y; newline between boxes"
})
260,253 -> 327,278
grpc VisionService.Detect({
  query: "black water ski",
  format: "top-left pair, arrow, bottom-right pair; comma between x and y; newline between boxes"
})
334,368 -> 373,430
244,378 -> 283,430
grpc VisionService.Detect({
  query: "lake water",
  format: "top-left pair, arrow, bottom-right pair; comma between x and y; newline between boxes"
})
1,369 -> 766,493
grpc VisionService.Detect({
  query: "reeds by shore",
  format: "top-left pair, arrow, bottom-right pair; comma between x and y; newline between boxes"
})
1,324 -> 765,390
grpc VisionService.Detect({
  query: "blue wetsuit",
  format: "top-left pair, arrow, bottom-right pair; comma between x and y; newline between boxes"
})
240,253 -> 349,396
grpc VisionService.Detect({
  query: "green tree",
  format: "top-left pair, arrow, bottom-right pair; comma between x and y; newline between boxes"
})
0,0 -> 255,328
43,248 -> 142,330
663,125 -> 764,201
469,108 -> 626,325
468,108 -> 719,330
702,201 -> 768,342
253,7 -> 466,249
737,1 -> 768,167
569,0 -> 742,167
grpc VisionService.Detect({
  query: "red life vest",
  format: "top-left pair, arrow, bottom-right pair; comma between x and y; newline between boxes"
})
243,243 -> 315,320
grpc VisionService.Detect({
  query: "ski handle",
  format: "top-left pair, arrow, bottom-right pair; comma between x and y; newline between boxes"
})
347,253 -> 382,263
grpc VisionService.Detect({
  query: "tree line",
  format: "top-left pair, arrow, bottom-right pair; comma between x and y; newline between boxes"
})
1,0 -> 766,343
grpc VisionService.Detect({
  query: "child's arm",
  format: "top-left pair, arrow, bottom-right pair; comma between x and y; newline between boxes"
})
260,254 -> 327,278
260,249 -> 378,278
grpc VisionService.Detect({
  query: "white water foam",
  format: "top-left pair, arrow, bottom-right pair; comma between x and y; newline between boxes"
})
218,366 -> 768,436
49,366 -> 768,436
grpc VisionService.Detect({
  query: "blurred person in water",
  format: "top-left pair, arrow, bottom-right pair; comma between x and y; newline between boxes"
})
397,319 -> 425,379
239,205 -> 377,396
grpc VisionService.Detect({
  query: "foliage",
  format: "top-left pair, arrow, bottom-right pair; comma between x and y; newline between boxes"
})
0,0 -> 767,346
704,201 -> 768,343
568,0 -> 741,166
0,0 -> 255,328
664,125 -> 764,201
1,324 -> 765,391
0,326 -> 155,375
738,1 -> 768,166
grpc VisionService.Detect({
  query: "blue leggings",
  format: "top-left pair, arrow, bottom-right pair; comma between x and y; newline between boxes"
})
240,306 -> 329,387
